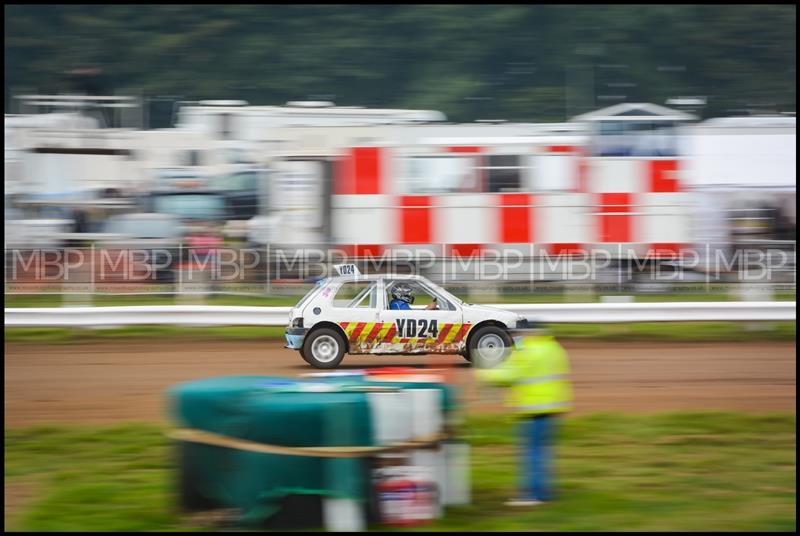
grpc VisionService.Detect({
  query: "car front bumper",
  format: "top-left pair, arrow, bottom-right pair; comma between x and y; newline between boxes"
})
285,327 -> 308,349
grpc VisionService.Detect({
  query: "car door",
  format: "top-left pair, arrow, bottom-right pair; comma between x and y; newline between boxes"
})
377,278 -> 464,354
331,279 -> 381,354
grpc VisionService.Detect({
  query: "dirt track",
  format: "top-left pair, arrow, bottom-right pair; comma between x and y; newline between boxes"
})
4,339 -> 796,427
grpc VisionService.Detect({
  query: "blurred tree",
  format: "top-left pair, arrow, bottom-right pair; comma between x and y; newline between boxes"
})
4,4 -> 795,120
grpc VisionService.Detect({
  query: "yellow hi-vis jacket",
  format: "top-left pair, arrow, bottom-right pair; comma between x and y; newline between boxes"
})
476,335 -> 573,415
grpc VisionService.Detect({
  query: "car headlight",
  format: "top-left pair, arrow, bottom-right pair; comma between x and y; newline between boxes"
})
291,317 -> 304,328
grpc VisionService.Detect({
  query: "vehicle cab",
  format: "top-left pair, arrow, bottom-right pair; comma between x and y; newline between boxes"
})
285,265 -> 525,369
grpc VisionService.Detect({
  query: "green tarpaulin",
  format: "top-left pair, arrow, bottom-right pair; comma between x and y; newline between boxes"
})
168,375 -> 457,525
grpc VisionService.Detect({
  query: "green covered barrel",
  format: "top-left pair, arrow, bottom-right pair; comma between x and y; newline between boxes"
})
168,375 -> 456,526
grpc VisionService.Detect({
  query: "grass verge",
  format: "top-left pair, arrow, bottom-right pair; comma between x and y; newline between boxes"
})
4,413 -> 795,531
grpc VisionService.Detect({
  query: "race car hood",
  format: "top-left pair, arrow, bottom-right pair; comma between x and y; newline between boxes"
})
461,303 -> 522,327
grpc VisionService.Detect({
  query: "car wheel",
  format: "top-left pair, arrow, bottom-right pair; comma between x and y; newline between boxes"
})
468,325 -> 512,368
302,328 -> 346,369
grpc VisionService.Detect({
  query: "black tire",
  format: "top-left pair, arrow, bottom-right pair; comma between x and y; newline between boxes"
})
467,325 -> 513,368
302,328 -> 346,369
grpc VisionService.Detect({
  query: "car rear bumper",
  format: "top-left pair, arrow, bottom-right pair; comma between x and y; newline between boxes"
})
284,327 -> 308,349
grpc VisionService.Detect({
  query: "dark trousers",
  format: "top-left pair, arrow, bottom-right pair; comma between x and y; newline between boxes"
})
518,414 -> 557,501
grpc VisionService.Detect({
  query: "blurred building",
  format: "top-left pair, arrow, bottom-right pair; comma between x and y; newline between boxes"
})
4,96 -> 796,285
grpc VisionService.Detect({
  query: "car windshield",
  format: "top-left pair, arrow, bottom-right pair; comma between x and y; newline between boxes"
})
296,278 -> 328,309
105,216 -> 180,238
153,194 -> 225,220
210,170 -> 260,192
421,279 -> 464,306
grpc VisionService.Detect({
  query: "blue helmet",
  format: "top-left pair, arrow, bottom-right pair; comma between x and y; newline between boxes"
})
391,283 -> 415,304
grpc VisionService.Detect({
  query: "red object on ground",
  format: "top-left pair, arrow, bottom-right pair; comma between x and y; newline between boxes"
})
366,367 -> 422,376
376,476 -> 417,526
375,470 -> 437,526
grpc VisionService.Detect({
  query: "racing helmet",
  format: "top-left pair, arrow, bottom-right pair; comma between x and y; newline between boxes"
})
390,283 -> 415,304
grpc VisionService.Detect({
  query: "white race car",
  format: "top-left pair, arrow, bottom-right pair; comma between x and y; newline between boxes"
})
285,265 -> 529,368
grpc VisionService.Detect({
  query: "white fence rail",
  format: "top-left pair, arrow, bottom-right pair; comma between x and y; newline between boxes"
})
4,302 -> 796,327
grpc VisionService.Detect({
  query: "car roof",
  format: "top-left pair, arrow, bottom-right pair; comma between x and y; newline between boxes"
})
327,273 -> 429,283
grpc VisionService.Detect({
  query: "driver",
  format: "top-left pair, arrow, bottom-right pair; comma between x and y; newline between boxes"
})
389,283 -> 437,310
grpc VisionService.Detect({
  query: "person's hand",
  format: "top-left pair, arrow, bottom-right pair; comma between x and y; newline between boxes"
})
426,298 -> 438,310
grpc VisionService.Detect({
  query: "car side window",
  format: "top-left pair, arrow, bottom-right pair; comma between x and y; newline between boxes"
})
333,281 -> 376,309
385,280 -> 452,311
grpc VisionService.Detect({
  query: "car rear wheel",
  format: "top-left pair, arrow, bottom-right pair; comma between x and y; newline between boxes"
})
467,325 -> 512,368
302,328 -> 346,369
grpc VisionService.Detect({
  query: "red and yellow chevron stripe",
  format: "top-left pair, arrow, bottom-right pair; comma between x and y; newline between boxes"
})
338,321 -> 471,346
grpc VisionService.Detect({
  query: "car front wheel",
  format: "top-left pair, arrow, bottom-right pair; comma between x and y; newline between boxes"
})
467,325 -> 513,368
299,346 -> 311,364
302,328 -> 346,369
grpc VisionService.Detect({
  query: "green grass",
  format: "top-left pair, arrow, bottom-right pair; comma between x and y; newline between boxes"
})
4,325 -> 288,343
422,413 -> 797,532
549,321 -> 797,342
4,423 -> 202,532
5,413 -> 796,532
5,322 -> 796,344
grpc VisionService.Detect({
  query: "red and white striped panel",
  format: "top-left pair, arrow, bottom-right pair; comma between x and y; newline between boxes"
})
580,157 -> 687,257
588,191 -> 634,257
435,194 -> 497,257
335,146 -> 385,195
494,193 -> 533,257
535,145 -> 582,192
535,193 -> 592,256
640,159 -> 686,257
388,146 -> 489,258
580,157 -> 682,194
636,192 -> 691,258
387,194 -> 443,259
585,158 -> 646,193
485,192 -> 592,256
331,141 -> 689,259
647,159 -> 681,193
332,194 -> 393,257
332,146 -> 391,257
446,146 -> 483,154
392,195 -> 505,259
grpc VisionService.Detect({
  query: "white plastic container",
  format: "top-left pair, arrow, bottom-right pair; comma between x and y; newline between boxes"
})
443,442 -> 471,505
408,389 -> 445,517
